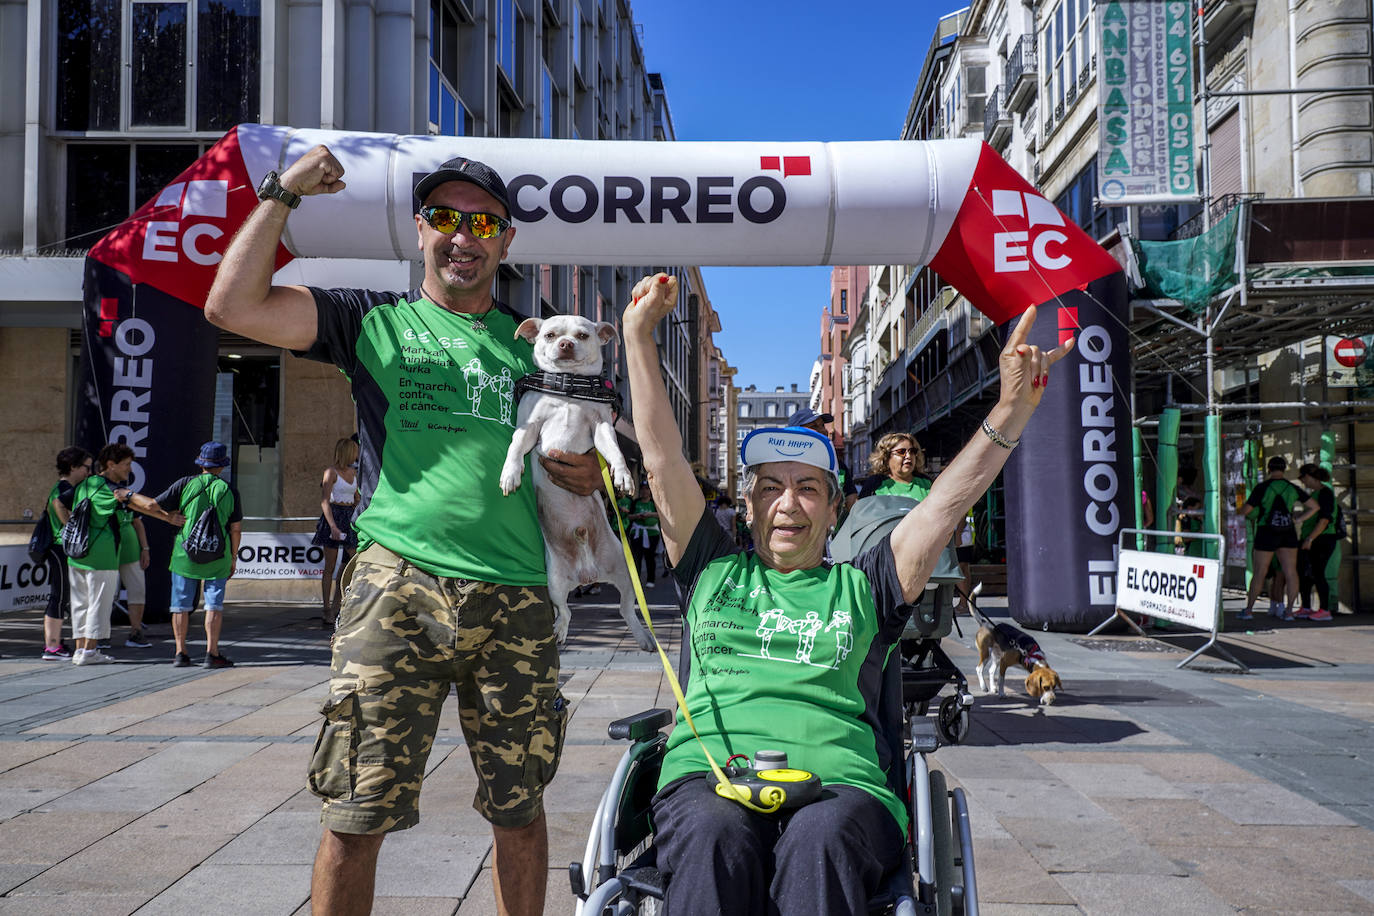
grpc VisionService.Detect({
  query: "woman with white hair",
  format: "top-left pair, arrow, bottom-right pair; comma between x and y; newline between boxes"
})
622,272 -> 1071,916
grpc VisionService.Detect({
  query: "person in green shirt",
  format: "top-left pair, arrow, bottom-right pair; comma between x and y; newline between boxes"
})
39,446 -> 91,660
67,443 -> 179,666
628,481 -> 662,586
855,432 -> 933,501
1238,456 -> 1305,621
204,146 -> 603,916
623,272 -> 1072,915
153,442 -> 244,668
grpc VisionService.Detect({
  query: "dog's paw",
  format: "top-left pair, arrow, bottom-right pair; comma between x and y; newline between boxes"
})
499,461 -> 523,495
553,607 -> 571,644
613,467 -> 636,495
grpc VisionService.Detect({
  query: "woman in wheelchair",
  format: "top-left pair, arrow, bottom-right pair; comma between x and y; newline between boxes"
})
622,274 -> 1071,916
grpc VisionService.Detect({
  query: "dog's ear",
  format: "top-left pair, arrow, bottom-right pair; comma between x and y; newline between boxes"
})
1052,672 -> 1063,690
514,317 -> 542,342
595,321 -> 618,344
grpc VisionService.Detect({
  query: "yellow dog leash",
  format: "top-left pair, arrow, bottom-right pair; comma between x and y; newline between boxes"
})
598,457 -> 817,814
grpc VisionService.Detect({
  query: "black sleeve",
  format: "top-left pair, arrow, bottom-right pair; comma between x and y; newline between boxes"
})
226,484 -> 244,525
154,476 -> 190,513
56,480 -> 75,509
854,474 -> 883,499
294,287 -> 406,374
851,536 -> 913,642
1316,487 -> 1335,522
670,507 -> 741,592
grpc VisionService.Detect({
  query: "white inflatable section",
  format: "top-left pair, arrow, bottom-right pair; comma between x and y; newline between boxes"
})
236,125 -> 980,267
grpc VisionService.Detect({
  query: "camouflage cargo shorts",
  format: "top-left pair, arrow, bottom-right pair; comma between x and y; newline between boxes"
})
307,542 -> 567,833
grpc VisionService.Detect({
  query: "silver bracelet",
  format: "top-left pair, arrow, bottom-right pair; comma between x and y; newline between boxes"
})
981,418 -> 1020,450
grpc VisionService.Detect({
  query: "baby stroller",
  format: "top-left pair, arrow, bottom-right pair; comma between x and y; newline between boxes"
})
572,494 -> 979,915
831,495 -> 976,746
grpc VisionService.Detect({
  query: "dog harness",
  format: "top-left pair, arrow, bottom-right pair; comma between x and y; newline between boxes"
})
994,623 -> 1046,668
514,371 -> 623,413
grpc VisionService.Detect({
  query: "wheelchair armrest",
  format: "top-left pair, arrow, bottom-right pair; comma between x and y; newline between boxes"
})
608,708 -> 675,741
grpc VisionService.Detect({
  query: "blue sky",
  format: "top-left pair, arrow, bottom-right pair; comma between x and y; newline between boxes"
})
631,0 -> 952,389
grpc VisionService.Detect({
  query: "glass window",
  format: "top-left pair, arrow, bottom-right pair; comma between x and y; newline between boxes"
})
441,87 -> 456,135
134,143 -> 200,206
572,9 -> 582,72
542,68 -> 554,137
66,144 -> 130,248
56,0 -> 121,131
196,0 -> 260,131
131,2 -> 189,127
498,0 -> 517,82
840,289 -> 847,314
429,65 -> 440,128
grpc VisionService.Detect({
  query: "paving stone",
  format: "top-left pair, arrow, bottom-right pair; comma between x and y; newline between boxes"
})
999,816 -> 1182,875
372,827 -> 489,898
1025,749 -> 1266,783
1036,761 -> 1190,799
0,789 -> 67,823
955,777 -> 1113,823
1182,781 -> 1356,826
1340,880 -> 1374,904
1158,843 -> 1374,912
0,741 -> 162,790
132,863 -> 310,916
1052,872 -> 1233,916
0,864 -> 47,897
204,811 -> 320,865
11,829 -> 231,896
0,892 -> 148,915
370,898 -> 462,916
970,837 -> 1075,905
0,742 -> 72,774
0,810 -> 133,863
41,741 -> 264,814
454,867 -> 564,913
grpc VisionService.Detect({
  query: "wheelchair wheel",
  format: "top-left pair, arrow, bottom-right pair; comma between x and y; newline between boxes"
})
928,769 -> 956,916
936,695 -> 969,746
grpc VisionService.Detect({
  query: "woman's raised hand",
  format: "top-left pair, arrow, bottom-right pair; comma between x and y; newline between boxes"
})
998,305 -> 1075,415
623,273 -> 680,339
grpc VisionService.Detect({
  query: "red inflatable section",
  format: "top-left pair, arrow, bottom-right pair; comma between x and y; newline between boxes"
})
90,127 -> 293,309
930,144 -> 1122,325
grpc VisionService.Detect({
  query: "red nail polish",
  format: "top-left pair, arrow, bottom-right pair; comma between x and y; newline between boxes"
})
1041,374 -> 1049,386
658,276 -> 669,284
1032,377 -> 1040,389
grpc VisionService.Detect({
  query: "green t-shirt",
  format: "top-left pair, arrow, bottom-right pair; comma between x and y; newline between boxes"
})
630,498 -> 660,536
873,475 -> 933,501
1246,478 -> 1305,531
302,288 -> 545,583
116,503 -> 140,565
157,473 -> 238,579
659,510 -> 911,831
65,476 -> 122,572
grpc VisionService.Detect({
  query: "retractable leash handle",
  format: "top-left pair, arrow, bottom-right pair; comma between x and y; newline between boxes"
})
598,458 -> 818,815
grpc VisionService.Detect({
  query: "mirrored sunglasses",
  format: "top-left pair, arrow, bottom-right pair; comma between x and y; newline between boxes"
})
419,206 -> 510,239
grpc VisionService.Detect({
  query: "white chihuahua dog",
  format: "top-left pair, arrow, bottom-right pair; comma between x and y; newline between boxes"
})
499,314 -> 654,651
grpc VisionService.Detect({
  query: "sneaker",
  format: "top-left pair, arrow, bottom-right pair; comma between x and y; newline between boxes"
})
1291,607 -> 1313,620
71,648 -> 89,666
42,644 -> 72,660
172,652 -> 192,668
1268,602 -> 1283,618
1307,609 -> 1333,622
125,631 -> 152,648
1237,610 -> 1254,621
85,650 -> 115,665
204,653 -> 234,669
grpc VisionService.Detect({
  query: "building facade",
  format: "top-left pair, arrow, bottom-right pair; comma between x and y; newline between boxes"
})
841,0 -> 1373,606
732,383 -> 809,499
2,0 -> 728,532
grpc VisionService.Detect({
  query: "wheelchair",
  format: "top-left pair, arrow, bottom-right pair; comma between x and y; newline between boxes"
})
570,576 -> 980,915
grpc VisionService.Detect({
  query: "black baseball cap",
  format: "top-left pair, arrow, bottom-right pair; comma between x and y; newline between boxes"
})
414,156 -> 511,216
787,407 -> 834,428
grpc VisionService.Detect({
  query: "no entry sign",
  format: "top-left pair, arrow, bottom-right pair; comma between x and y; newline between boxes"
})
1334,337 -> 1367,368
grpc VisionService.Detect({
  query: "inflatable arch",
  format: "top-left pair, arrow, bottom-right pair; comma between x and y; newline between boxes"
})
78,125 -> 1130,630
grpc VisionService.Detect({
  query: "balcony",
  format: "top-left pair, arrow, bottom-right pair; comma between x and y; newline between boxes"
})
983,87 -> 1011,148
1005,36 -> 1038,112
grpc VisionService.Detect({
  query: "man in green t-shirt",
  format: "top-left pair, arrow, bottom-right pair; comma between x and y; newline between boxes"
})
205,145 -> 602,916
154,442 -> 244,668
623,272 -> 1072,915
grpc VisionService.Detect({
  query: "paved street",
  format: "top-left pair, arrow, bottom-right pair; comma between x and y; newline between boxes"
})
1,588 -> 1371,915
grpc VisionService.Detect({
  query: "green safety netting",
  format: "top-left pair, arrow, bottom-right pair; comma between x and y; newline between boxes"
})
1131,207 -> 1240,310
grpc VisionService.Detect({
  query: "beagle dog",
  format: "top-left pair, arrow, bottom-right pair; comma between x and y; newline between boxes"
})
974,620 -> 1062,705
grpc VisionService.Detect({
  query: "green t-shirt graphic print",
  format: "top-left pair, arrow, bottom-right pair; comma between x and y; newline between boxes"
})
301,288 -> 545,584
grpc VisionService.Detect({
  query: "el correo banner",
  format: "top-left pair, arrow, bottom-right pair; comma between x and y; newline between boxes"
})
1116,549 -> 1219,629
1096,0 -> 1197,202
234,533 -> 326,579
0,545 -> 58,613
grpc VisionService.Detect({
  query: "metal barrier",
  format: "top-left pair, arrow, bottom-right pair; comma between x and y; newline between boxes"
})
1087,527 -> 1246,672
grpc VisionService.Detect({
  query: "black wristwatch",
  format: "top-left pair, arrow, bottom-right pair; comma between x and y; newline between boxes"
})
257,171 -> 302,209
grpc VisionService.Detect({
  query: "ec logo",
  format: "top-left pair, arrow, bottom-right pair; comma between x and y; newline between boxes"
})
990,189 -> 1073,274
141,180 -> 227,266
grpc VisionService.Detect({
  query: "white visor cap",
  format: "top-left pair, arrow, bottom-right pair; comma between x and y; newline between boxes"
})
740,427 -> 839,487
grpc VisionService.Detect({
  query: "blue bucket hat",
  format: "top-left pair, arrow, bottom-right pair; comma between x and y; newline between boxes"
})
194,441 -> 231,468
